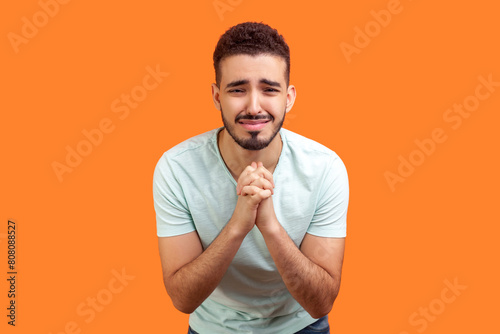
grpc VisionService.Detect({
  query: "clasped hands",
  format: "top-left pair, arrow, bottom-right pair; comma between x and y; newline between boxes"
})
232,162 -> 279,235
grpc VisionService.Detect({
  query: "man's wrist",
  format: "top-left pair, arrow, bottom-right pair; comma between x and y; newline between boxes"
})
226,217 -> 252,240
257,217 -> 282,240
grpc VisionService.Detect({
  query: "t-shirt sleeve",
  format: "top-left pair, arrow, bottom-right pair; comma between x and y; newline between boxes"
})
307,153 -> 349,238
153,153 -> 196,237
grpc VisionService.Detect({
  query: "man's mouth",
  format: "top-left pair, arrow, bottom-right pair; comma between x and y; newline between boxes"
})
238,119 -> 271,131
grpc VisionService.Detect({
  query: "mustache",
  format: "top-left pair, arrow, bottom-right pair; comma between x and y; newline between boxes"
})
235,114 -> 273,122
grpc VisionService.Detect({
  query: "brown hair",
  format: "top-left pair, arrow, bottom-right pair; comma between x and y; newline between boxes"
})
213,22 -> 290,86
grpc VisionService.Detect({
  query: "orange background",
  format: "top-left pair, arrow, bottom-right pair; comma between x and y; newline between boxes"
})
2,0 -> 499,333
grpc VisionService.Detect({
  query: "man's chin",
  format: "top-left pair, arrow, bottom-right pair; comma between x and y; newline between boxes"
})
232,133 -> 272,151
239,141 -> 271,151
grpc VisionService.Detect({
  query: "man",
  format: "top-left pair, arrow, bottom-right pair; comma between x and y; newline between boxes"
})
153,22 -> 349,334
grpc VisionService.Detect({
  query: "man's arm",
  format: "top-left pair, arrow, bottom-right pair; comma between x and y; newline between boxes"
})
244,161 -> 347,319
158,176 -> 273,314
256,198 -> 345,319
158,224 -> 245,314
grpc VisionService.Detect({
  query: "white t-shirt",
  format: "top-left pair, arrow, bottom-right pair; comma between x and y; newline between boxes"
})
153,127 -> 349,333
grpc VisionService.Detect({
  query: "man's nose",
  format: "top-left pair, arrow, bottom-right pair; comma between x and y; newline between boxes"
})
245,91 -> 262,115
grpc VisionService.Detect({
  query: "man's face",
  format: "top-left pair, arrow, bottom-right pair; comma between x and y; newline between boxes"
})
212,54 -> 296,150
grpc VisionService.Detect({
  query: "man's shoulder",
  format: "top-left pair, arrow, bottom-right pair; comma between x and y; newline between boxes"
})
162,128 -> 220,160
154,128 -> 220,177
281,128 -> 338,158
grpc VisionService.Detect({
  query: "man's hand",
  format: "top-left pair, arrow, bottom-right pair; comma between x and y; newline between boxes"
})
235,162 -> 279,234
235,162 -> 274,195
229,162 -> 274,236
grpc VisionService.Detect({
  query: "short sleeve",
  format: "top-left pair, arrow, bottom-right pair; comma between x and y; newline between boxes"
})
153,153 -> 196,237
307,154 -> 349,237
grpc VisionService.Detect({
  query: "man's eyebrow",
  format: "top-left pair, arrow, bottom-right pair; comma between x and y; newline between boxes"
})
225,79 -> 282,89
260,79 -> 281,88
225,80 -> 249,88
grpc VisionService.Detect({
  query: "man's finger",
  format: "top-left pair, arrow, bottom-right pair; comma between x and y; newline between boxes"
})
249,177 -> 274,194
236,163 -> 275,195
240,185 -> 261,196
254,166 -> 274,187
240,186 -> 271,205
237,173 -> 260,195
255,189 -> 272,200
236,164 -> 258,195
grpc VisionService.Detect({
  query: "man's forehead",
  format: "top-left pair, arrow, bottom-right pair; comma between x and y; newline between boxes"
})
219,54 -> 287,86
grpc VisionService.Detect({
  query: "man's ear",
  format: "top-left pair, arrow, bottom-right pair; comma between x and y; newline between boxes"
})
285,85 -> 296,113
211,83 -> 221,111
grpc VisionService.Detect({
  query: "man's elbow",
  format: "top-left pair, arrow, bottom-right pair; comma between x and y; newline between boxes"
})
167,289 -> 199,314
171,299 -> 197,314
163,278 -> 198,314
309,305 -> 332,319
309,293 -> 338,319
163,279 -> 198,314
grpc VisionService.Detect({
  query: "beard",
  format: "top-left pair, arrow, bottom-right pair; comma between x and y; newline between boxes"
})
221,107 -> 286,151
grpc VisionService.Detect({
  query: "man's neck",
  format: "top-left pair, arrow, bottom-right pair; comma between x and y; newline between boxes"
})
218,128 -> 283,180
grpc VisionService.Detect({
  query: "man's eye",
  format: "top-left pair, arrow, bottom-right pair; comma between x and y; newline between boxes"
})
228,89 -> 244,93
264,88 -> 279,93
